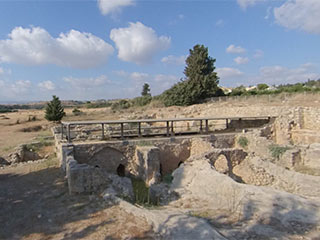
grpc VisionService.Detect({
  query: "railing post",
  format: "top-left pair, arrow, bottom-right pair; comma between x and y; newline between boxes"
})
67,124 -> 71,143
205,119 -> 209,133
226,119 -> 229,129
121,123 -> 124,139
101,123 -> 104,139
138,122 -> 141,137
200,120 -> 203,133
61,123 -> 64,140
166,121 -> 169,136
171,121 -> 174,136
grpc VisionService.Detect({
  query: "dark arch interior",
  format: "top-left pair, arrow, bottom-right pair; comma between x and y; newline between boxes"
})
160,163 -> 163,176
178,161 -> 184,167
117,164 -> 125,177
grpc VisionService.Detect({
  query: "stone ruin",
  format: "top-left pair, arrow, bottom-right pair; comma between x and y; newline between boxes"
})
51,114 -> 320,239
53,128 -> 248,196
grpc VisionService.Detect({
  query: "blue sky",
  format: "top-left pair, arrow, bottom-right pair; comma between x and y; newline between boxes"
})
0,0 -> 319,102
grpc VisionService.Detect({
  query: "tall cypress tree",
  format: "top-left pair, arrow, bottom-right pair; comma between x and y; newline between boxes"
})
45,95 -> 65,122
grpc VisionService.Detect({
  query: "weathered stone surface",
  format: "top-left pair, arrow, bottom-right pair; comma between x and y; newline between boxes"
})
233,156 -> 320,199
190,138 -> 213,156
302,143 -> 320,170
66,156 -> 134,197
102,187 -> 121,205
109,174 -> 134,201
277,148 -> 301,169
149,183 -> 178,205
170,157 -> 320,238
134,146 -> 161,186
60,144 -> 74,171
0,157 -> 9,166
66,157 -> 110,194
158,140 -> 190,175
214,154 -> 229,174
7,145 -> 41,163
119,200 -> 227,240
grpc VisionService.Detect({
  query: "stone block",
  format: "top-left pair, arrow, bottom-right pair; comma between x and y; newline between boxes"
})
135,146 -> 161,186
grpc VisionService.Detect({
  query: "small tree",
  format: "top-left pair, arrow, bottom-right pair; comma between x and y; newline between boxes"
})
141,83 -> 151,97
45,95 -> 65,122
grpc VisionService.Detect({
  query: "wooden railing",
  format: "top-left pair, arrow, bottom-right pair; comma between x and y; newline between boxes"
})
61,116 -> 273,143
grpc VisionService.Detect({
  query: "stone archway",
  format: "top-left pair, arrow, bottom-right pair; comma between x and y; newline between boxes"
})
89,147 -> 128,175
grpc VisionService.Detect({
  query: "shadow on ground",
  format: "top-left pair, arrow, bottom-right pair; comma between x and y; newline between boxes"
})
0,165 -> 153,239
204,196 -> 319,239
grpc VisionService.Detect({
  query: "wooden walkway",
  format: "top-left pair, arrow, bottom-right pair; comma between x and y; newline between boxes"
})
61,116 -> 273,143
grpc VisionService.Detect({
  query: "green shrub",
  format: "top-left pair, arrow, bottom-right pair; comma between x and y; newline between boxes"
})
131,178 -> 158,206
132,96 -> 152,107
237,136 -> 248,148
85,102 -> 112,108
269,144 -> 291,159
72,108 -> 82,116
111,99 -> 131,110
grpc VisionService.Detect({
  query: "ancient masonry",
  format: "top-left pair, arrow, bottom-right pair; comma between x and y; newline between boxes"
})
53,118 -> 262,194
53,106 -> 320,194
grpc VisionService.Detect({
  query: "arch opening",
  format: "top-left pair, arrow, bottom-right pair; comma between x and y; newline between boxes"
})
117,164 -> 125,177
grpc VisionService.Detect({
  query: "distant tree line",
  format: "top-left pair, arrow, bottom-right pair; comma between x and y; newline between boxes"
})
228,79 -> 320,97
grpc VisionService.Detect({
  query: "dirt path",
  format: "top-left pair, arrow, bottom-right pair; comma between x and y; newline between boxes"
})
0,159 -> 154,240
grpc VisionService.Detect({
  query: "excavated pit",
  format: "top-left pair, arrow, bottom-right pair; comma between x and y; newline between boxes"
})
53,128 -> 250,195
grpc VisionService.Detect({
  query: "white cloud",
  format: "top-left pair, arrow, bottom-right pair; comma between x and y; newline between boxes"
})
216,67 -> 244,79
152,74 -> 180,94
38,80 -> 55,91
257,64 -> 320,84
110,22 -> 171,64
253,49 -> 264,59
161,55 -> 186,65
0,26 -> 114,69
234,56 -> 249,65
274,0 -> 320,34
10,80 -> 31,94
0,66 -> 11,75
215,19 -> 224,27
265,6 -> 272,20
64,75 -> 111,89
130,72 -> 149,82
97,0 -> 134,15
226,44 -> 246,54
237,0 -> 265,10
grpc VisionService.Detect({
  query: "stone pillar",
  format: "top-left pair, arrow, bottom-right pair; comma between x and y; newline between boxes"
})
135,146 -> 161,186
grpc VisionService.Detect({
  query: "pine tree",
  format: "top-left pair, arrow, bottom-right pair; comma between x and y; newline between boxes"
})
184,44 -> 219,99
141,83 -> 151,96
45,95 -> 65,122
162,44 -> 223,106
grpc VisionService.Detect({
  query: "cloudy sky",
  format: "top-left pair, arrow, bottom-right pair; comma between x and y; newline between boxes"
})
0,0 -> 319,102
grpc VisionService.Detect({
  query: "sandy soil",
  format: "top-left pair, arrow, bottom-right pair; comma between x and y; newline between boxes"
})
0,159 -> 154,240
